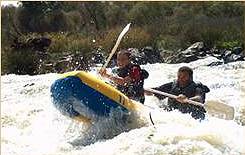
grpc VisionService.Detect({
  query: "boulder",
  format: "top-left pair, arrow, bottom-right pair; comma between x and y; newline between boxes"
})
232,47 -> 243,55
221,49 -> 244,63
140,46 -> 163,64
223,54 -> 244,64
207,61 -> 224,66
128,48 -> 147,65
187,42 -> 204,51
166,42 -> 207,64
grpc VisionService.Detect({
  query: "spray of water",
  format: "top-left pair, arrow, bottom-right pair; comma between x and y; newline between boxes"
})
1,57 -> 245,155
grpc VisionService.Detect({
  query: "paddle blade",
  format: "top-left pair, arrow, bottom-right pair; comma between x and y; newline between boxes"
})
118,23 -> 131,40
102,23 -> 131,70
205,100 -> 235,120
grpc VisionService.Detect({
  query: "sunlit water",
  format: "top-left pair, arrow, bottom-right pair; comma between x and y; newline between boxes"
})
1,56 -> 245,155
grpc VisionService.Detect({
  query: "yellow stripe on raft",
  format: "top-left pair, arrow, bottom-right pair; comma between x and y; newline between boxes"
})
60,71 -> 144,112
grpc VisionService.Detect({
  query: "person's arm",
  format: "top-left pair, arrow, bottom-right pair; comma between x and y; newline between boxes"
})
111,65 -> 142,86
145,82 -> 173,100
109,75 -> 131,85
189,87 -> 204,103
99,68 -> 132,85
176,88 -> 203,104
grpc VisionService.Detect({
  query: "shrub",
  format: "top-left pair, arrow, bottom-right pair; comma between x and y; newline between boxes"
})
2,48 -> 40,75
97,26 -> 152,53
48,32 -> 95,54
155,35 -> 181,50
216,41 -> 242,50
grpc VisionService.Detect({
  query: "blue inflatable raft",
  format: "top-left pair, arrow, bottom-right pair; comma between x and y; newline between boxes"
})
50,71 -> 144,123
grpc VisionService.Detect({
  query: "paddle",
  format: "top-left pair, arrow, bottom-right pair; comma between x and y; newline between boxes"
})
100,23 -> 131,71
145,88 -> 235,120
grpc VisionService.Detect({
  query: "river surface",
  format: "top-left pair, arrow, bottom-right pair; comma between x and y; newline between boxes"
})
1,56 -> 245,155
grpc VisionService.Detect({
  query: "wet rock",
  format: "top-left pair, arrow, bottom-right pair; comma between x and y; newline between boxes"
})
223,54 -> 244,64
187,42 -> 204,51
140,46 -> 163,64
232,47 -> 243,55
166,42 -> 207,63
23,83 -> 35,87
222,50 -> 233,58
128,48 -> 147,65
183,54 -> 199,63
181,42 -> 205,55
221,49 -> 244,64
159,49 -> 174,58
127,47 -> 163,65
207,61 -> 223,66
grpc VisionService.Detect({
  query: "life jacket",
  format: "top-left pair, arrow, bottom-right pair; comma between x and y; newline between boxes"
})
167,80 -> 210,120
113,64 -> 149,103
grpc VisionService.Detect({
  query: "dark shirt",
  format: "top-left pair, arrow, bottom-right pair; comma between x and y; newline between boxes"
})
113,64 -> 148,104
154,80 -> 209,120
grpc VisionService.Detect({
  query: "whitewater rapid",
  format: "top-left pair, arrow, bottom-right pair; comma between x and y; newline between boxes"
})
1,56 -> 245,155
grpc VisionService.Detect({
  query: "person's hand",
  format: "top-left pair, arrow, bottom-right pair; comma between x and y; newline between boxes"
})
99,68 -> 111,79
99,68 -> 107,77
176,94 -> 188,103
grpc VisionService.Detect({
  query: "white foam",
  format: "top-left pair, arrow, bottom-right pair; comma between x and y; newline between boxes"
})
1,57 -> 245,155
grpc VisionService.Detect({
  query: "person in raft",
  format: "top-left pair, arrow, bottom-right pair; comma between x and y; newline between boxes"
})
145,66 -> 210,120
99,49 -> 149,104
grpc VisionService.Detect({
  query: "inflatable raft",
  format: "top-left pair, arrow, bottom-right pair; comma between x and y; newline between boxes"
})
50,71 -> 144,123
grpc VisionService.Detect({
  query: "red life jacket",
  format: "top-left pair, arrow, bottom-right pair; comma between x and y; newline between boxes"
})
115,64 -> 149,103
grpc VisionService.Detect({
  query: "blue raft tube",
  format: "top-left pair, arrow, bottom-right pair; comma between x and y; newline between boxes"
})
50,72 -> 130,123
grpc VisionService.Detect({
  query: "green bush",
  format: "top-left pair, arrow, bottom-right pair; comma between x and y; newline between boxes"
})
1,2 -> 245,74
121,27 -> 152,49
48,33 -> 94,54
155,35 -> 180,50
1,32 -> 96,75
2,48 -> 39,75
97,26 -> 152,53
216,41 -> 242,50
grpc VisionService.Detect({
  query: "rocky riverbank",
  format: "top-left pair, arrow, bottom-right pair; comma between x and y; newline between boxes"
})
3,37 -> 245,75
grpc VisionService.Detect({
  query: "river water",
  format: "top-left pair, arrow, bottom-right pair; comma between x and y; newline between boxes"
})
1,56 -> 245,155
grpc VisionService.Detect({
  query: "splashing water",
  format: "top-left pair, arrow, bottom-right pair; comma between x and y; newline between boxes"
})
1,57 -> 245,155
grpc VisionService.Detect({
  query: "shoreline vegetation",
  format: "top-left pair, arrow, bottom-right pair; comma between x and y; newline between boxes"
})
1,1 -> 244,75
